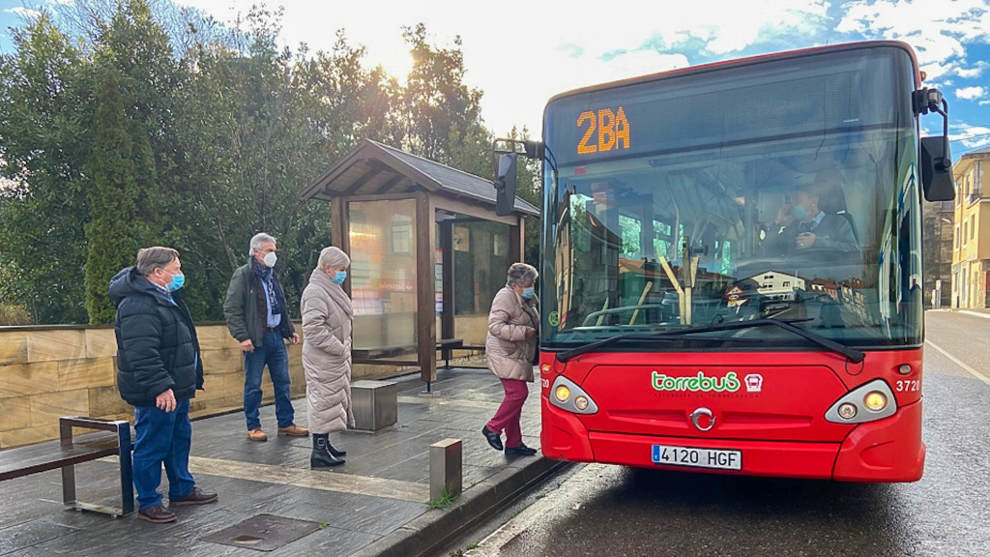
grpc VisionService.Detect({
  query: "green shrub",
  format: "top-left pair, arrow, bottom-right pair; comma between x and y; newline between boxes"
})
0,303 -> 33,326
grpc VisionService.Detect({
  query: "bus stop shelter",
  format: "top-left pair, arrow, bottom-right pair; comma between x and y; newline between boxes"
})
299,139 -> 539,386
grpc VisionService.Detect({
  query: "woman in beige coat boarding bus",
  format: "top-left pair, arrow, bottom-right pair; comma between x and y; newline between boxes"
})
300,246 -> 354,468
482,262 -> 540,457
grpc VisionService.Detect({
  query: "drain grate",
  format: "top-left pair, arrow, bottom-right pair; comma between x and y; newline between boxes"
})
201,514 -> 321,552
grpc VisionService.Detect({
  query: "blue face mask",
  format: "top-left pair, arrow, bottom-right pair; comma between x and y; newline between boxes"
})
791,204 -> 811,221
167,272 -> 185,292
332,271 -> 347,284
522,286 -> 535,300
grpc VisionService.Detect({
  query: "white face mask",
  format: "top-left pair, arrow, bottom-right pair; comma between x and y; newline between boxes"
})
262,251 -> 278,268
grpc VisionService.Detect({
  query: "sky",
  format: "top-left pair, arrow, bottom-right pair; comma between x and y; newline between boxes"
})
2,0 -> 990,156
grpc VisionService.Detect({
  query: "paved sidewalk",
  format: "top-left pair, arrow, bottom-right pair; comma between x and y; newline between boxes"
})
0,368 -> 561,556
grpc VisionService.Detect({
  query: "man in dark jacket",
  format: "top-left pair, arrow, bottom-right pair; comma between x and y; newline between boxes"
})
223,232 -> 307,442
110,247 -> 217,523
771,180 -> 858,254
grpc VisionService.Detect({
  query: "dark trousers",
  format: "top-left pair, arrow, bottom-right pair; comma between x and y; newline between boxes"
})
243,329 -> 294,430
133,398 -> 195,511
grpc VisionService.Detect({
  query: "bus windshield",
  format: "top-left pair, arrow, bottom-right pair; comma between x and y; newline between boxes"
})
541,46 -> 923,350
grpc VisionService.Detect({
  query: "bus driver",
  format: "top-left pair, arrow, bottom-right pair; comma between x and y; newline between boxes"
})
771,178 -> 857,254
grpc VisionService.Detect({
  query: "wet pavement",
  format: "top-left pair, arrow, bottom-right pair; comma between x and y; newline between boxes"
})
459,311 -> 990,557
0,367 -> 548,556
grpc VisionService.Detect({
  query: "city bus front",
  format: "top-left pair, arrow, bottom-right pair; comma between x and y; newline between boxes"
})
537,43 -> 947,482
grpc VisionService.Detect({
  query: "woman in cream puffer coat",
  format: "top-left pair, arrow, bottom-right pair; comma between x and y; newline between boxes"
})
300,246 -> 354,468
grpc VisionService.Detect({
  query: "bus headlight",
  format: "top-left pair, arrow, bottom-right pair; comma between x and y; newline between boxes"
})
549,376 -> 598,415
837,403 -> 858,420
863,391 -> 887,412
825,379 -> 897,424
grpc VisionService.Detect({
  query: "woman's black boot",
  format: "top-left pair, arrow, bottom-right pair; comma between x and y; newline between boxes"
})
326,435 -> 347,458
311,433 -> 345,468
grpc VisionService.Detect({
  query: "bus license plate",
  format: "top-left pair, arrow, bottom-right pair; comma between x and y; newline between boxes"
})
651,445 -> 742,470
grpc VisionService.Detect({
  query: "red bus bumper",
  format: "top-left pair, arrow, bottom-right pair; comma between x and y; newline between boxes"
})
541,398 -> 925,482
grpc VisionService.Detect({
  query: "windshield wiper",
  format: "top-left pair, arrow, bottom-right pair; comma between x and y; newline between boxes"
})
555,318 -> 864,363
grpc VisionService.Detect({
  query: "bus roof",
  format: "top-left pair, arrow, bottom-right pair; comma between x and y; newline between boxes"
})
545,40 -> 921,108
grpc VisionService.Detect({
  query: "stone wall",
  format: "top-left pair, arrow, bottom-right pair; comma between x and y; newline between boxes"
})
0,323 -> 422,449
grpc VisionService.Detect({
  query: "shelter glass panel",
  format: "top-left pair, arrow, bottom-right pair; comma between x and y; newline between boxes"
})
348,199 -> 419,360
452,219 -> 512,346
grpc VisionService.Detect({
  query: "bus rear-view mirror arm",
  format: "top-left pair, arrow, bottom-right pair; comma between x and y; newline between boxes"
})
492,138 -> 549,217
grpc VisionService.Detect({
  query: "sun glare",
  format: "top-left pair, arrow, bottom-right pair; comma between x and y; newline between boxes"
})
380,51 -> 415,84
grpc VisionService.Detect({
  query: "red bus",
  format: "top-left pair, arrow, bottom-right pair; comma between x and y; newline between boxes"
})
495,41 -> 955,482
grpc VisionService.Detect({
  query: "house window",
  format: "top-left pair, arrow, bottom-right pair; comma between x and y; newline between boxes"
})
391,222 -> 412,254
964,222 -> 968,245
971,215 -> 976,240
783,281 -> 790,287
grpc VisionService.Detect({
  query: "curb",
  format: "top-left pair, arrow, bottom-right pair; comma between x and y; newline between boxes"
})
351,456 -> 571,557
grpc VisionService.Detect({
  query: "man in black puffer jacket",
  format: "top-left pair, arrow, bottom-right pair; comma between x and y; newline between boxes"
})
110,247 -> 217,524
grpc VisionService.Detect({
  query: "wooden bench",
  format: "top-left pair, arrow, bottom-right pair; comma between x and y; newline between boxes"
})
436,338 -> 463,369
0,417 -> 133,517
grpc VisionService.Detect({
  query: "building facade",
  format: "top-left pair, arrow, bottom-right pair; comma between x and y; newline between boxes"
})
923,199 -> 953,308
951,146 -> 990,309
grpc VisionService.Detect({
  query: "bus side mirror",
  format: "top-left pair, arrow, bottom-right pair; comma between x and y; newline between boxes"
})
494,152 -> 518,216
920,136 -> 955,202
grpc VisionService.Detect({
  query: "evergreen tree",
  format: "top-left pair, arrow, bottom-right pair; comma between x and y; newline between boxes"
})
0,14 -> 91,324
83,68 -> 158,323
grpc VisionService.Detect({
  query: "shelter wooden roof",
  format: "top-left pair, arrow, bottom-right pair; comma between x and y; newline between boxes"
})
299,139 -> 540,217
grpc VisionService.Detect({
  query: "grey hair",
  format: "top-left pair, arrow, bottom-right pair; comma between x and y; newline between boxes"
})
136,247 -> 179,276
506,262 -> 538,287
249,232 -> 277,255
318,246 -> 350,270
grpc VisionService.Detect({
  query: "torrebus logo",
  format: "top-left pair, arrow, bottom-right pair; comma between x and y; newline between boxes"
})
652,371 -> 742,393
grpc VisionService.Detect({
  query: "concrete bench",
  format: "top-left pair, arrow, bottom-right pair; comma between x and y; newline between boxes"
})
0,417 -> 133,517
351,380 -> 397,432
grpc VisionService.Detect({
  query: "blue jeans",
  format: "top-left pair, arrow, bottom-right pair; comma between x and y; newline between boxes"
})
243,329 -> 294,430
133,399 -> 195,511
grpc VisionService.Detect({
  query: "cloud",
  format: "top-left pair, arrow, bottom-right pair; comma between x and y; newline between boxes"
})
5,7 -> 41,19
836,0 -> 990,81
694,1 -> 830,55
956,61 -> 989,79
951,123 -> 990,149
956,86 -> 987,100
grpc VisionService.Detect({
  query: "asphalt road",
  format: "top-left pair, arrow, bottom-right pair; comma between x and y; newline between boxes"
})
452,310 -> 990,557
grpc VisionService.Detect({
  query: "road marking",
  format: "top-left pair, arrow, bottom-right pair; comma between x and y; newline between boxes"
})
925,340 -> 990,386
959,310 -> 990,320
100,455 -> 429,502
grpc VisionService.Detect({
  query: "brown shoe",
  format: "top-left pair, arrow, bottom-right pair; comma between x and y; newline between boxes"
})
278,424 -> 309,437
170,487 -> 218,506
137,504 -> 176,523
247,428 -> 268,442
